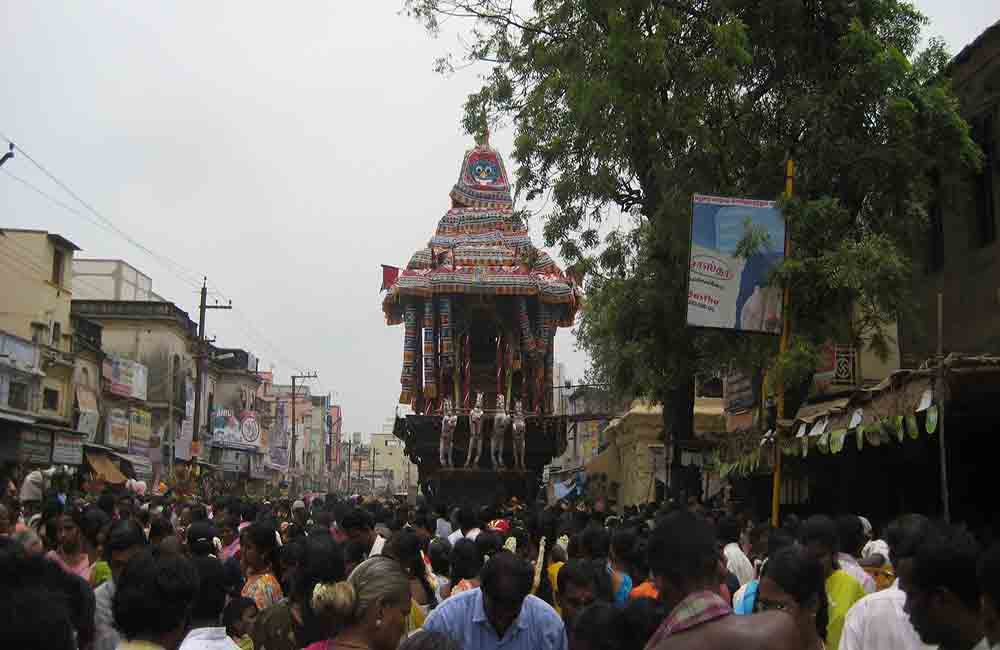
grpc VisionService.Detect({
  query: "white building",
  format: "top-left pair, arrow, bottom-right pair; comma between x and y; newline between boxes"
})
72,259 -> 165,301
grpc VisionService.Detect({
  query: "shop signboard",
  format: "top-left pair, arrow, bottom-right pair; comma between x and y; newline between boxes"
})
175,417 -> 193,461
52,433 -> 83,465
19,430 -> 51,464
103,356 -> 149,401
270,401 -> 289,469
219,448 -> 246,473
75,388 -> 100,441
129,408 -> 153,457
687,195 -> 785,333
105,408 -> 130,450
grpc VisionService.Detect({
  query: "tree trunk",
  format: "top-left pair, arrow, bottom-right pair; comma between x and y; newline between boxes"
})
665,374 -> 696,503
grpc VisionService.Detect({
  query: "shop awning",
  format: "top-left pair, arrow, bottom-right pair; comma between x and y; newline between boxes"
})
114,453 -> 154,481
85,452 -> 128,484
0,410 -> 35,425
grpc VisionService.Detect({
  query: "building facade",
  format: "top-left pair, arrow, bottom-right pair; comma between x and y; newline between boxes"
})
370,431 -> 416,495
901,21 -> 1000,360
71,299 -> 197,476
0,229 -> 87,484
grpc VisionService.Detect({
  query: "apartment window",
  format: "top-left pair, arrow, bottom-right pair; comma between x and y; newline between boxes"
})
43,388 -> 59,411
972,112 -> 996,246
51,321 -> 61,347
8,382 -> 29,410
51,248 -> 65,285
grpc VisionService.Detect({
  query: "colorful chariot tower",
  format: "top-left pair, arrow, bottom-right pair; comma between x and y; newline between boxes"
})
382,137 -> 577,500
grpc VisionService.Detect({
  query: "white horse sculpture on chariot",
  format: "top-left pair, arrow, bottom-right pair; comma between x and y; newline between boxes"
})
464,392 -> 485,468
439,398 -> 457,467
512,399 -> 527,470
491,394 -> 510,469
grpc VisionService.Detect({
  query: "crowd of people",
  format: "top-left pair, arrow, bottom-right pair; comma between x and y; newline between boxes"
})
1,481 -> 999,650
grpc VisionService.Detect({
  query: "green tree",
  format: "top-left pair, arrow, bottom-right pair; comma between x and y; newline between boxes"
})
406,0 -> 980,454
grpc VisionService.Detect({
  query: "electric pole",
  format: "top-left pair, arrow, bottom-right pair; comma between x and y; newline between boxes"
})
289,371 -> 317,495
345,435 -> 352,494
192,278 -> 231,461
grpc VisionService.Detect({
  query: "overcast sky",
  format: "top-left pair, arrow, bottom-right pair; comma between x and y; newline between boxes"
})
2,1 -> 997,435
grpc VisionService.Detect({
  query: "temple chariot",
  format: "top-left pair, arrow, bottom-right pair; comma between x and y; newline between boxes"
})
382,136 -> 579,502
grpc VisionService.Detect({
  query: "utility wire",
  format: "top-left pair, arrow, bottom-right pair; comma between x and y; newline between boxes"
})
0,132 -> 202,290
2,131 -> 310,381
1,166 -> 200,300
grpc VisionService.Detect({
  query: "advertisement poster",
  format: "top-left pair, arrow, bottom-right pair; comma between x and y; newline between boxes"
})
687,195 -> 785,333
212,409 -> 261,451
103,356 -> 149,401
129,408 -> 152,457
106,408 -> 130,450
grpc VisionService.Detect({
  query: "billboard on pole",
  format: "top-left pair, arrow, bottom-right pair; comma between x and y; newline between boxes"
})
687,194 -> 785,334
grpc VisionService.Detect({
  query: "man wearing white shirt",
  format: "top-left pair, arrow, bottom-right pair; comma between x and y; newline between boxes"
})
900,522 -> 987,650
841,514 -> 935,650
719,517 -> 755,586
448,506 -> 482,546
837,515 -> 877,594
340,508 -> 387,558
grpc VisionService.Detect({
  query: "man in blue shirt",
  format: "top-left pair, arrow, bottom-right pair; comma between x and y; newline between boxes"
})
423,551 -> 567,650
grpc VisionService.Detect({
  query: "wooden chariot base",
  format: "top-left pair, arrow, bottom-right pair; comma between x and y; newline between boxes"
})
393,413 -> 568,503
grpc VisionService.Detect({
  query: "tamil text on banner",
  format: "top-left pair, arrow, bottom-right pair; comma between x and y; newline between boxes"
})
129,408 -> 153,457
103,356 -> 149,401
105,408 -> 130,450
687,195 -> 784,333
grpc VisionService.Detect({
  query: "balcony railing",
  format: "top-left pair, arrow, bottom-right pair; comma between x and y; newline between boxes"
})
71,300 -> 197,337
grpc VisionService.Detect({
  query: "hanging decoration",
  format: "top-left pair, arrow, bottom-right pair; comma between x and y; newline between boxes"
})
925,405 -> 939,434
423,298 -> 437,400
400,305 -> 419,405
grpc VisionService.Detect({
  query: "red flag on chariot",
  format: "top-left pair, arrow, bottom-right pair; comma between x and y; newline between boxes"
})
380,265 -> 400,292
